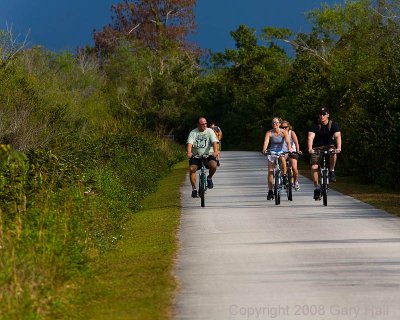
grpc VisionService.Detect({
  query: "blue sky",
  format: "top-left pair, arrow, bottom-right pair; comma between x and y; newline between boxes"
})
0,0 -> 340,53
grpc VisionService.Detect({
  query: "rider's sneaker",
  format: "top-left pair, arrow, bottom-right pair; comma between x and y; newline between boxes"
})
313,188 -> 321,200
329,171 -> 336,182
191,189 -> 198,198
217,160 -> 220,167
207,177 -> 214,189
294,181 -> 300,191
267,190 -> 274,200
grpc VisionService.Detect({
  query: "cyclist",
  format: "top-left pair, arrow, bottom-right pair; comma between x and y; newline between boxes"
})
281,120 -> 302,190
209,120 -> 223,166
187,117 -> 219,198
262,117 -> 293,200
307,107 -> 342,200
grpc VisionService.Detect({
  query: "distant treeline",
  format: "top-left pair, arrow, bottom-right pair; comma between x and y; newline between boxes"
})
198,0 -> 400,186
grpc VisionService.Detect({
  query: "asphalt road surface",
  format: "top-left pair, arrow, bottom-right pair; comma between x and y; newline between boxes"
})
174,151 -> 400,320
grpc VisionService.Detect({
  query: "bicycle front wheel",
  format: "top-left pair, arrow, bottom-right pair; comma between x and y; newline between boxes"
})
322,170 -> 328,206
287,169 -> 293,201
274,172 -> 280,205
199,172 -> 206,207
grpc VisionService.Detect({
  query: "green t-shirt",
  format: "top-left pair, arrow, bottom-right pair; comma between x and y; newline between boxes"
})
187,128 -> 218,156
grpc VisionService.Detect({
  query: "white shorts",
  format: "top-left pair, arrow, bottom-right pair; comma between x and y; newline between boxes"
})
267,150 -> 287,164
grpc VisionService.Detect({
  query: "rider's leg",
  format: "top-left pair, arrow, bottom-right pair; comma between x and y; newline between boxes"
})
207,160 -> 217,178
280,156 -> 287,175
329,153 -> 337,171
268,161 -> 274,190
291,158 -> 299,182
189,165 -> 198,189
310,152 -> 320,188
311,164 -> 319,188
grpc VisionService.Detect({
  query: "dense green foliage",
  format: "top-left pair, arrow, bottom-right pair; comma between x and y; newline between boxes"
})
0,137 -> 183,318
1,0 -> 400,317
0,19 -> 187,318
196,0 -> 400,186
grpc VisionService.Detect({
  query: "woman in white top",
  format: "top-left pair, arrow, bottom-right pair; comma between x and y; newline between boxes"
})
281,120 -> 302,190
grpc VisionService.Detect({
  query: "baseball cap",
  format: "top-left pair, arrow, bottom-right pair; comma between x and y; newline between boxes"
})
319,107 -> 329,115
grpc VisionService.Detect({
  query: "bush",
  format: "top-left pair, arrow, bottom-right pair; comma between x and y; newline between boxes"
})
0,133 -> 185,318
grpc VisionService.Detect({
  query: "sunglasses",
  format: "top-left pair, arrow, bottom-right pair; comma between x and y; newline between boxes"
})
272,121 -> 279,125
319,113 -> 327,116
280,126 -> 288,129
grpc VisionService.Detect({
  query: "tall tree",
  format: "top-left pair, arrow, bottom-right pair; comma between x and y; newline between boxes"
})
206,25 -> 290,149
94,0 -> 196,54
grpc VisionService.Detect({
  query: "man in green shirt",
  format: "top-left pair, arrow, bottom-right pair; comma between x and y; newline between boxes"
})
187,117 -> 219,198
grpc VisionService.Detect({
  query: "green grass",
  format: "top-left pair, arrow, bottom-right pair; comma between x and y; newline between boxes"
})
75,161 -> 187,320
298,160 -> 400,217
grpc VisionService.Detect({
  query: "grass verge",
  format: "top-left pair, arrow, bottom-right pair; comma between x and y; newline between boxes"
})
75,161 -> 187,320
298,160 -> 400,217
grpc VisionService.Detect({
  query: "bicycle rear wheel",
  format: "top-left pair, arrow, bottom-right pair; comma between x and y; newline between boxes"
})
274,172 -> 280,205
287,169 -> 293,201
322,170 -> 328,206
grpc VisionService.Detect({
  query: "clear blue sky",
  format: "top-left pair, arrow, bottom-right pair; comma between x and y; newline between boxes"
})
0,0 -> 340,53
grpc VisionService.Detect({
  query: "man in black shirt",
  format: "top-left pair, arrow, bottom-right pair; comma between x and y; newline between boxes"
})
308,107 -> 342,200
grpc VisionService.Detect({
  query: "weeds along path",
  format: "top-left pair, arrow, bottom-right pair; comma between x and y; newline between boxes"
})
77,161 -> 187,320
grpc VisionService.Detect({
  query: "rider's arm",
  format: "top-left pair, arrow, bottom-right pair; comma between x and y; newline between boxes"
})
212,141 -> 218,158
334,131 -> 342,153
291,131 -> 301,153
307,132 -> 315,154
282,130 -> 292,153
208,128 -> 219,158
262,132 -> 271,153
187,143 -> 193,159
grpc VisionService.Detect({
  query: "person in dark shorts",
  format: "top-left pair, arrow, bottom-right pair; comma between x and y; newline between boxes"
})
187,117 -> 219,198
307,107 -> 342,200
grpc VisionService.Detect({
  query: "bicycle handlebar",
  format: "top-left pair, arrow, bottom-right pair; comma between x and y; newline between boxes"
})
192,155 -> 210,159
264,150 -> 300,156
311,149 -> 337,155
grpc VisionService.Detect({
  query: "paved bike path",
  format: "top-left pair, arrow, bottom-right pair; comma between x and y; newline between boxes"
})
174,151 -> 400,320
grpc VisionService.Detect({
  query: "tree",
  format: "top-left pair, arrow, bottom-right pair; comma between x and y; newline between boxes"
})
204,25 -> 290,149
278,0 -> 400,186
93,0 -> 196,54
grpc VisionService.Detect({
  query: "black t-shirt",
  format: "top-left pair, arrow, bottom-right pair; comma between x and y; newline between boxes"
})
309,121 -> 340,148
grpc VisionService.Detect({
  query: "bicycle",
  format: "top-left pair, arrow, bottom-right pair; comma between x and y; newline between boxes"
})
193,155 -> 208,207
284,151 -> 300,201
312,148 -> 337,206
265,150 -> 290,205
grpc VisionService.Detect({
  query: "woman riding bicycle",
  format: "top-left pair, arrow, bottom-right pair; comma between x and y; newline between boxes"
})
281,120 -> 302,190
262,117 -> 292,200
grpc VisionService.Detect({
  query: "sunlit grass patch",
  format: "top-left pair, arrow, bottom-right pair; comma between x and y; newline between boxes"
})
77,161 -> 187,320
298,159 -> 400,217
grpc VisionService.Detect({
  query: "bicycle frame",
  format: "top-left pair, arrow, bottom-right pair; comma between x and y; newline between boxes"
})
285,152 -> 298,201
313,149 -> 335,206
266,151 -> 288,205
193,155 -> 208,207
